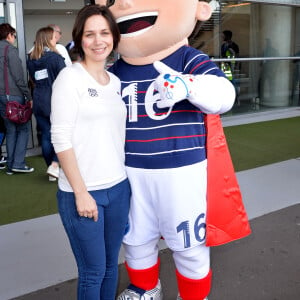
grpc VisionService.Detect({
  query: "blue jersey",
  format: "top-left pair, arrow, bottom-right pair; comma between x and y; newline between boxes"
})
110,46 -> 225,169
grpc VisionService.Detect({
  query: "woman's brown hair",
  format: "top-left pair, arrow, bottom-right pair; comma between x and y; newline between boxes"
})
0,23 -> 16,40
72,4 -> 120,59
30,27 -> 57,60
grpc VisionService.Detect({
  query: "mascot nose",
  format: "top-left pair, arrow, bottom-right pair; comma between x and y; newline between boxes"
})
118,0 -> 133,9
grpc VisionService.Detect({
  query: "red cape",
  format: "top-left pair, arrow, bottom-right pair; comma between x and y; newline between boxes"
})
205,115 -> 251,246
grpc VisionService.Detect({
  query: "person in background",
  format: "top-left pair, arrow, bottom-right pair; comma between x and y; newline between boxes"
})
293,50 -> 300,105
221,30 -> 240,60
0,115 -> 7,169
27,27 -> 65,181
51,5 -> 130,299
48,24 -> 72,67
65,40 -> 74,51
68,47 -> 81,63
221,30 -> 241,102
0,23 -> 34,175
221,30 -> 240,74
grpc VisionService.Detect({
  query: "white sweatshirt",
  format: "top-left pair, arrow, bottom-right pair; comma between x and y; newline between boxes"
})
56,44 -> 72,67
51,63 -> 127,192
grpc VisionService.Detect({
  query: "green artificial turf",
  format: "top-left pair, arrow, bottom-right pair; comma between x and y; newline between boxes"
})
0,155 -> 58,225
224,116 -> 300,172
1,117 -> 300,225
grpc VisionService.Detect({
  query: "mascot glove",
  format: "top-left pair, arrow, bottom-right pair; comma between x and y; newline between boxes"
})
153,61 -> 235,114
154,61 -> 194,109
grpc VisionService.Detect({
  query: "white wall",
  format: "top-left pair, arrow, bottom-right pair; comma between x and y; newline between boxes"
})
24,14 -> 76,52
23,0 -> 83,10
22,0 -> 84,52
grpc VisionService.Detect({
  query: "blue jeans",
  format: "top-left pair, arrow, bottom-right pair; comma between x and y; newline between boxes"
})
57,179 -> 131,300
0,95 -> 30,169
35,115 -> 57,166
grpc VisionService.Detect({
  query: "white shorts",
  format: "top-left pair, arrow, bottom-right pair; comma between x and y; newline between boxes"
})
124,161 -> 207,251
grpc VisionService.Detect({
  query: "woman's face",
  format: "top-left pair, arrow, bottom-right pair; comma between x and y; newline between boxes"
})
81,14 -> 114,63
7,32 -> 16,45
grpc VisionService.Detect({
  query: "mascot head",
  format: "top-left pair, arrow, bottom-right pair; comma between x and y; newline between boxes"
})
95,0 -> 212,65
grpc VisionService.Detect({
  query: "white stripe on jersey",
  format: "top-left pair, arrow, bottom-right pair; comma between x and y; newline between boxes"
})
127,122 -> 204,131
121,78 -> 154,84
203,66 -> 219,74
184,53 -> 208,72
125,146 -> 205,156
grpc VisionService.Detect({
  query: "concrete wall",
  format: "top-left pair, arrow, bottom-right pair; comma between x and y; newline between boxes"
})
22,0 -> 84,52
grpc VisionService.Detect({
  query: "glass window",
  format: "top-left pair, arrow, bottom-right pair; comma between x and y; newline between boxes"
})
189,1 -> 300,114
0,3 -> 5,23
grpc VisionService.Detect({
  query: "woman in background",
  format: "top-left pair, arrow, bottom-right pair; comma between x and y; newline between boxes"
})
27,26 -> 65,181
0,23 -> 33,175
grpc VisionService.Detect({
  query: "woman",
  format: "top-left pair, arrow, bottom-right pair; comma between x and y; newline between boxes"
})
0,23 -> 34,175
51,5 -> 130,299
27,27 -> 65,181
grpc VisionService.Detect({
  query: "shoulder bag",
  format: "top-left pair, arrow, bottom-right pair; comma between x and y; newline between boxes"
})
3,45 -> 32,124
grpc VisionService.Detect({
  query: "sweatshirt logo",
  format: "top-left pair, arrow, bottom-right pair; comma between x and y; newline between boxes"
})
88,88 -> 98,97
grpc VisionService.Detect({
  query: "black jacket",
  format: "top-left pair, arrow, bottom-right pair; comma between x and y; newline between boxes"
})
27,50 -> 65,117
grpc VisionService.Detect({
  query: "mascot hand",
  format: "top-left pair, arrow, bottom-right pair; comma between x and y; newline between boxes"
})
154,61 -> 236,114
153,61 -> 194,109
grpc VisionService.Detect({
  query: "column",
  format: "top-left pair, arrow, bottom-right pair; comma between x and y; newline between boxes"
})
259,4 -> 293,107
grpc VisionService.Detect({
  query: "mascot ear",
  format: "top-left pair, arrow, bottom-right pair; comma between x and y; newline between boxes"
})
196,1 -> 212,21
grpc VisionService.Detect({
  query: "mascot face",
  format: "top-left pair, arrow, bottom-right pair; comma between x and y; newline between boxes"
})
96,0 -> 212,64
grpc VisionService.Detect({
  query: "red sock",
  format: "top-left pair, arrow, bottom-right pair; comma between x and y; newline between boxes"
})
176,269 -> 212,300
125,259 -> 160,290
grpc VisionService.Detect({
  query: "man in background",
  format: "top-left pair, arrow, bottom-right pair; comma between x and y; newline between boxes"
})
48,24 -> 72,67
221,30 -> 241,102
221,30 -> 239,59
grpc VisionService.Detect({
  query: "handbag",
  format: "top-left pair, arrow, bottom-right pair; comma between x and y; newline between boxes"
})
5,100 -> 32,124
3,45 -> 32,124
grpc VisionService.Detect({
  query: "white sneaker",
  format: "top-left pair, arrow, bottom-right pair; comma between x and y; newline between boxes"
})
12,165 -> 34,173
49,175 -> 57,182
117,280 -> 162,300
47,164 -> 59,178
0,155 -> 7,164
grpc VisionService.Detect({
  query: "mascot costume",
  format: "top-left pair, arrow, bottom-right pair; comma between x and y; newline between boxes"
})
96,1 -> 251,299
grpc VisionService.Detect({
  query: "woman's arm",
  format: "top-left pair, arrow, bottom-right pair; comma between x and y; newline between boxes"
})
51,68 -> 98,222
9,46 -> 32,101
57,148 -> 98,221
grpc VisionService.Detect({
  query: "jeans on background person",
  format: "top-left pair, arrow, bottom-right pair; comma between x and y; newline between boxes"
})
57,179 -> 131,300
35,114 -> 58,166
0,95 -> 30,170
0,114 -> 6,168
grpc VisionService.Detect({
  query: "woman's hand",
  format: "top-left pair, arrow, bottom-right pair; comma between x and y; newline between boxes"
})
75,191 -> 98,222
27,100 -> 33,108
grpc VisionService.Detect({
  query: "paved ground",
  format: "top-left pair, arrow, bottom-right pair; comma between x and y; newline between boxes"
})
1,108 -> 300,300
11,204 -> 300,300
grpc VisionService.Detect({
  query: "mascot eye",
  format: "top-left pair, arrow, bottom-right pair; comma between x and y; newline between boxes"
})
106,0 -> 115,7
